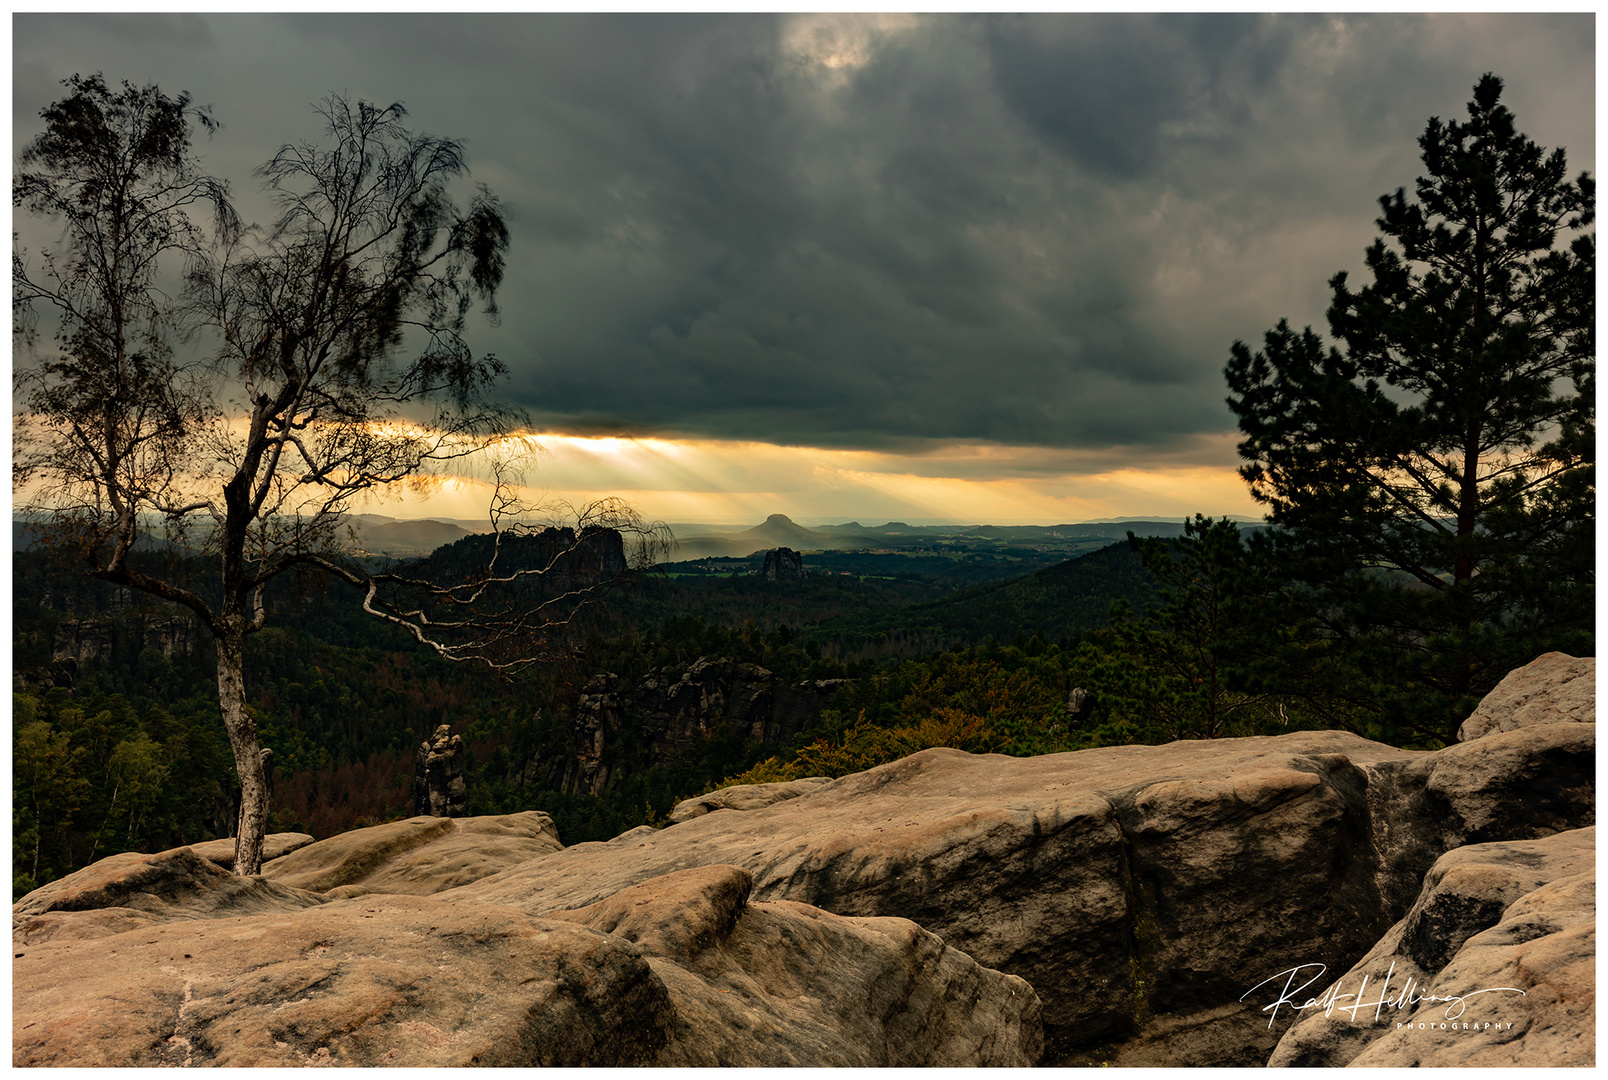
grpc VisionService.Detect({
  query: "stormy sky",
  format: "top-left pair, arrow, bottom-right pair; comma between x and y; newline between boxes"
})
11,13 -> 1595,524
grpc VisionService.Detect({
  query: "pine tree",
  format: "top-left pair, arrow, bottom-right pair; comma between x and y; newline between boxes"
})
1224,74 -> 1594,741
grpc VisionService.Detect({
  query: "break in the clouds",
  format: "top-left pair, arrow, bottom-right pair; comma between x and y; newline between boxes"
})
13,13 -> 1595,469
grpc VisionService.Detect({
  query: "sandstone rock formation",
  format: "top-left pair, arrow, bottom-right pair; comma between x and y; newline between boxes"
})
14,838 -> 1038,1066
1268,827 -> 1594,1067
259,812 -> 563,895
51,612 -> 199,666
14,890 -> 680,1067
762,546 -> 803,580
434,525 -> 628,591
413,724 -> 466,817
12,847 -> 331,948
187,831 -> 314,870
547,864 -> 1041,1066
1458,651 -> 1595,741
668,776 -> 833,823
447,671 -> 1593,1066
558,657 -> 844,795
13,653 -> 1594,1067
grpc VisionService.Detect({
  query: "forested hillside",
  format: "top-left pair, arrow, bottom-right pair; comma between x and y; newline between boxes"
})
12,537 -> 1179,896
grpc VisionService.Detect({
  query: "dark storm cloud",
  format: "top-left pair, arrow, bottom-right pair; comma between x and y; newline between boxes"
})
13,13 -> 1595,453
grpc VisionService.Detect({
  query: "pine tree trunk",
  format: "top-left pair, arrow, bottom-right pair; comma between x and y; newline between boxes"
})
218,634 -> 269,876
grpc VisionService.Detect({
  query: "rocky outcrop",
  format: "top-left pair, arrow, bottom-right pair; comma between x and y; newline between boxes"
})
259,812 -> 563,896
1458,651 -> 1594,741
188,832 -> 314,870
762,546 -> 803,580
1268,827 -> 1594,1067
13,835 -> 1039,1067
668,776 -> 833,823
12,847 -> 331,947
413,724 -> 466,817
448,659 -> 1594,1066
51,612 -> 198,665
559,657 -> 844,795
19,611 -> 202,693
52,618 -> 115,664
548,864 -> 1041,1065
430,525 -> 628,593
453,733 -> 1416,1062
13,891 -> 680,1067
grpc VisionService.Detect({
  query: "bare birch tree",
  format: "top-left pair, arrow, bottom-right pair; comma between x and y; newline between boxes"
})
15,78 -> 663,876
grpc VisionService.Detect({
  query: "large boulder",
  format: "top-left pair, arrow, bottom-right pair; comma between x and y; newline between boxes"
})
259,811 -> 563,895
13,893 -> 675,1067
1268,828 -> 1594,1067
12,858 -> 1039,1067
549,863 -> 1041,1065
1458,652 -> 1595,741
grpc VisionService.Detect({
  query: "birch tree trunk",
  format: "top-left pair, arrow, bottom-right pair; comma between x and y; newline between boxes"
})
217,633 -> 269,876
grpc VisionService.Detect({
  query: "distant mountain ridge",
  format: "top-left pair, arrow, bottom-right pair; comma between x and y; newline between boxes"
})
663,513 -> 1230,562
13,510 -> 1252,561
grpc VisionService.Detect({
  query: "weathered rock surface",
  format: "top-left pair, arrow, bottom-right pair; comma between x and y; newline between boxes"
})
13,857 -> 1039,1066
260,812 -> 563,895
1268,828 -> 1595,1067
549,864 -> 1041,1065
668,776 -> 833,823
13,893 -> 675,1067
449,701 -> 1593,1065
1458,652 -> 1595,741
188,831 -> 314,870
12,848 -> 330,946
452,733 -> 1408,1062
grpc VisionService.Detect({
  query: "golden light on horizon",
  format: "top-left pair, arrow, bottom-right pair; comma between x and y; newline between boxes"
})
354,432 -> 1263,527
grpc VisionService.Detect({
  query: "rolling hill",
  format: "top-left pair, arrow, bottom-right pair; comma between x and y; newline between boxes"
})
802,539 -> 1160,656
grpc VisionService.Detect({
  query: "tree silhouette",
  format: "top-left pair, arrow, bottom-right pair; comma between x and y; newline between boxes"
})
15,78 -> 662,875
1224,74 -> 1594,738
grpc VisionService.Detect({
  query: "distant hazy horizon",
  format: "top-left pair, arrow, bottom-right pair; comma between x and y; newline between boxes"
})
339,508 -> 1263,533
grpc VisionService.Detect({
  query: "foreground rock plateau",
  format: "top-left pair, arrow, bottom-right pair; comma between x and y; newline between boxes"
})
13,652 -> 1594,1066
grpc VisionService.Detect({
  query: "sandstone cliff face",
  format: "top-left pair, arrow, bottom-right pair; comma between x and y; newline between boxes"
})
559,656 -> 845,795
52,612 -> 198,664
13,652 -> 1594,1067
